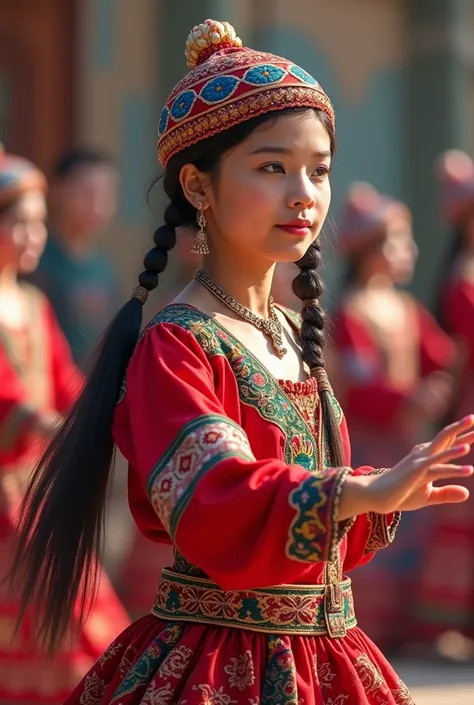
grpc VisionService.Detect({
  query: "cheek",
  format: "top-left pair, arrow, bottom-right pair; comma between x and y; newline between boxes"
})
318,182 -> 331,218
11,224 -> 27,248
214,176 -> 274,232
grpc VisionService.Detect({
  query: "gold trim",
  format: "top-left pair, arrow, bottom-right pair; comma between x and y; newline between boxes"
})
365,511 -> 401,554
158,85 -> 334,167
151,568 -> 356,637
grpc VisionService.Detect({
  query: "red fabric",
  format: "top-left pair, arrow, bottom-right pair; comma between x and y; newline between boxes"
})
412,277 -> 474,641
0,287 -> 129,704
0,344 -> 38,464
331,310 -> 408,427
45,299 -> 83,413
113,323 -> 382,589
331,302 -> 455,430
66,618 -> 413,705
331,297 -> 455,650
443,277 -> 474,369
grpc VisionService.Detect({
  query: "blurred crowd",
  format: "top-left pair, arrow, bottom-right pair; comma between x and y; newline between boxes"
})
1,140 -> 474,698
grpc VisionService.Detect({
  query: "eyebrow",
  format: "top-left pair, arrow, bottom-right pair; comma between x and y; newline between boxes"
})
249,146 -> 331,158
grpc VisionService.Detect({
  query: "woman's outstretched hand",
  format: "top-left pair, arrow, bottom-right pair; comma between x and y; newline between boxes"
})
338,415 -> 474,521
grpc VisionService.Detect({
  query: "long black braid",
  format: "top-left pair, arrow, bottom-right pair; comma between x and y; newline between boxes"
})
293,240 -> 345,466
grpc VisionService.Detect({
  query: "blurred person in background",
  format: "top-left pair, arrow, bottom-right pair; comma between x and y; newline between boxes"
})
330,182 -> 458,654
411,150 -> 474,662
26,147 -> 120,367
0,146 -> 129,703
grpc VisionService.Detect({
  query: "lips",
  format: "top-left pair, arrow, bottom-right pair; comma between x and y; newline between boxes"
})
276,220 -> 312,237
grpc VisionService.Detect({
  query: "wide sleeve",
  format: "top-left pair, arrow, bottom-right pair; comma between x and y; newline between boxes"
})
416,302 -> 456,376
339,415 -> 401,572
114,323 -> 355,590
331,310 -> 409,426
0,346 -> 38,462
44,300 -> 84,413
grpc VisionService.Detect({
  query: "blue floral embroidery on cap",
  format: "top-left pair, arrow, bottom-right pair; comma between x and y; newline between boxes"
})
200,75 -> 240,104
244,64 -> 286,85
289,65 -> 319,86
158,106 -> 169,136
170,90 -> 197,121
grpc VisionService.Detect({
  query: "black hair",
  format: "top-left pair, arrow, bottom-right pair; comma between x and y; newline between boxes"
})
52,147 -> 115,179
10,106 -> 342,651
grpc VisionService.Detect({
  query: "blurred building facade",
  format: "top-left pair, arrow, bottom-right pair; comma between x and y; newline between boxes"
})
1,0 -> 474,305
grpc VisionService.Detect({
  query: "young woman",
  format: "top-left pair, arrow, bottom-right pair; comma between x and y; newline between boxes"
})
10,21 -> 474,704
330,182 -> 458,653
411,150 -> 474,659
0,147 -> 129,702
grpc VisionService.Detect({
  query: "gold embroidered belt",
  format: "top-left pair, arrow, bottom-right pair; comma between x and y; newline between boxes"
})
151,569 -> 357,637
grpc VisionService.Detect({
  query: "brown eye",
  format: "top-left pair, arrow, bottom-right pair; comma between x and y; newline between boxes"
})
312,166 -> 330,179
262,163 -> 285,174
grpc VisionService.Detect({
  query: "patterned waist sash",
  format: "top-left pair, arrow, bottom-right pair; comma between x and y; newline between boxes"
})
152,568 -> 356,637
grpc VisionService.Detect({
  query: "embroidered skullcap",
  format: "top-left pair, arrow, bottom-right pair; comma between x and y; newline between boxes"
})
157,19 -> 335,168
0,146 -> 46,209
337,182 -> 411,257
435,150 -> 474,225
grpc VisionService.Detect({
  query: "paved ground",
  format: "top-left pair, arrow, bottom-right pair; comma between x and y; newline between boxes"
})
395,661 -> 474,704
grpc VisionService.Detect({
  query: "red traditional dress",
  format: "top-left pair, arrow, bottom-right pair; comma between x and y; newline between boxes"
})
0,283 -> 129,703
66,304 -> 414,705
413,264 -> 474,640
331,290 -> 455,651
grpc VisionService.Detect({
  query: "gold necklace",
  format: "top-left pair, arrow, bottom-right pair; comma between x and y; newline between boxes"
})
194,269 -> 288,358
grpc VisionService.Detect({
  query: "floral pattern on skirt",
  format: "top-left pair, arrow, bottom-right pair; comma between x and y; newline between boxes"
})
66,616 -> 415,705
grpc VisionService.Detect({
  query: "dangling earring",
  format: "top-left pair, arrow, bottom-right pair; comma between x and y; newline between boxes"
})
191,201 -> 210,255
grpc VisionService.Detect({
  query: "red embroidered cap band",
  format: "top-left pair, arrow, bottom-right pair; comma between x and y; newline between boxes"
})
156,19 -> 335,168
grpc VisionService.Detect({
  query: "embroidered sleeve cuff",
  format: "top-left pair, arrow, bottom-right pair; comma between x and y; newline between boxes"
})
147,414 -> 256,539
287,467 -> 354,564
364,511 -> 401,555
362,468 -> 401,554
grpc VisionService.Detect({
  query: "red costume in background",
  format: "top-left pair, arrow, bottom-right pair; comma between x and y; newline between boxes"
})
414,149 -> 474,642
330,183 -> 456,651
0,285 -> 129,703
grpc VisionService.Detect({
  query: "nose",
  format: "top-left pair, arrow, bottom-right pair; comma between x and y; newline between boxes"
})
287,174 -> 316,210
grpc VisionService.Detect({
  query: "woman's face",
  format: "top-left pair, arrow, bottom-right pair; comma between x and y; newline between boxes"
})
183,110 -> 333,268
381,219 -> 418,284
0,190 -> 48,273
357,219 -> 418,285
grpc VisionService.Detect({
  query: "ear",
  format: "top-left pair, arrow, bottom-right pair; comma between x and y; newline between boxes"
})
179,164 -> 212,209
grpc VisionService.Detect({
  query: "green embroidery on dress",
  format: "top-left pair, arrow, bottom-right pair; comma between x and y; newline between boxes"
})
262,636 -> 299,704
327,391 -> 343,425
109,623 -> 184,702
149,305 -> 318,471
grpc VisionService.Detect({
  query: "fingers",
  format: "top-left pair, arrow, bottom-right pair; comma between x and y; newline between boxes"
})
426,464 -> 474,482
455,430 -> 474,446
416,443 -> 471,468
430,415 -> 474,452
425,485 -> 470,506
